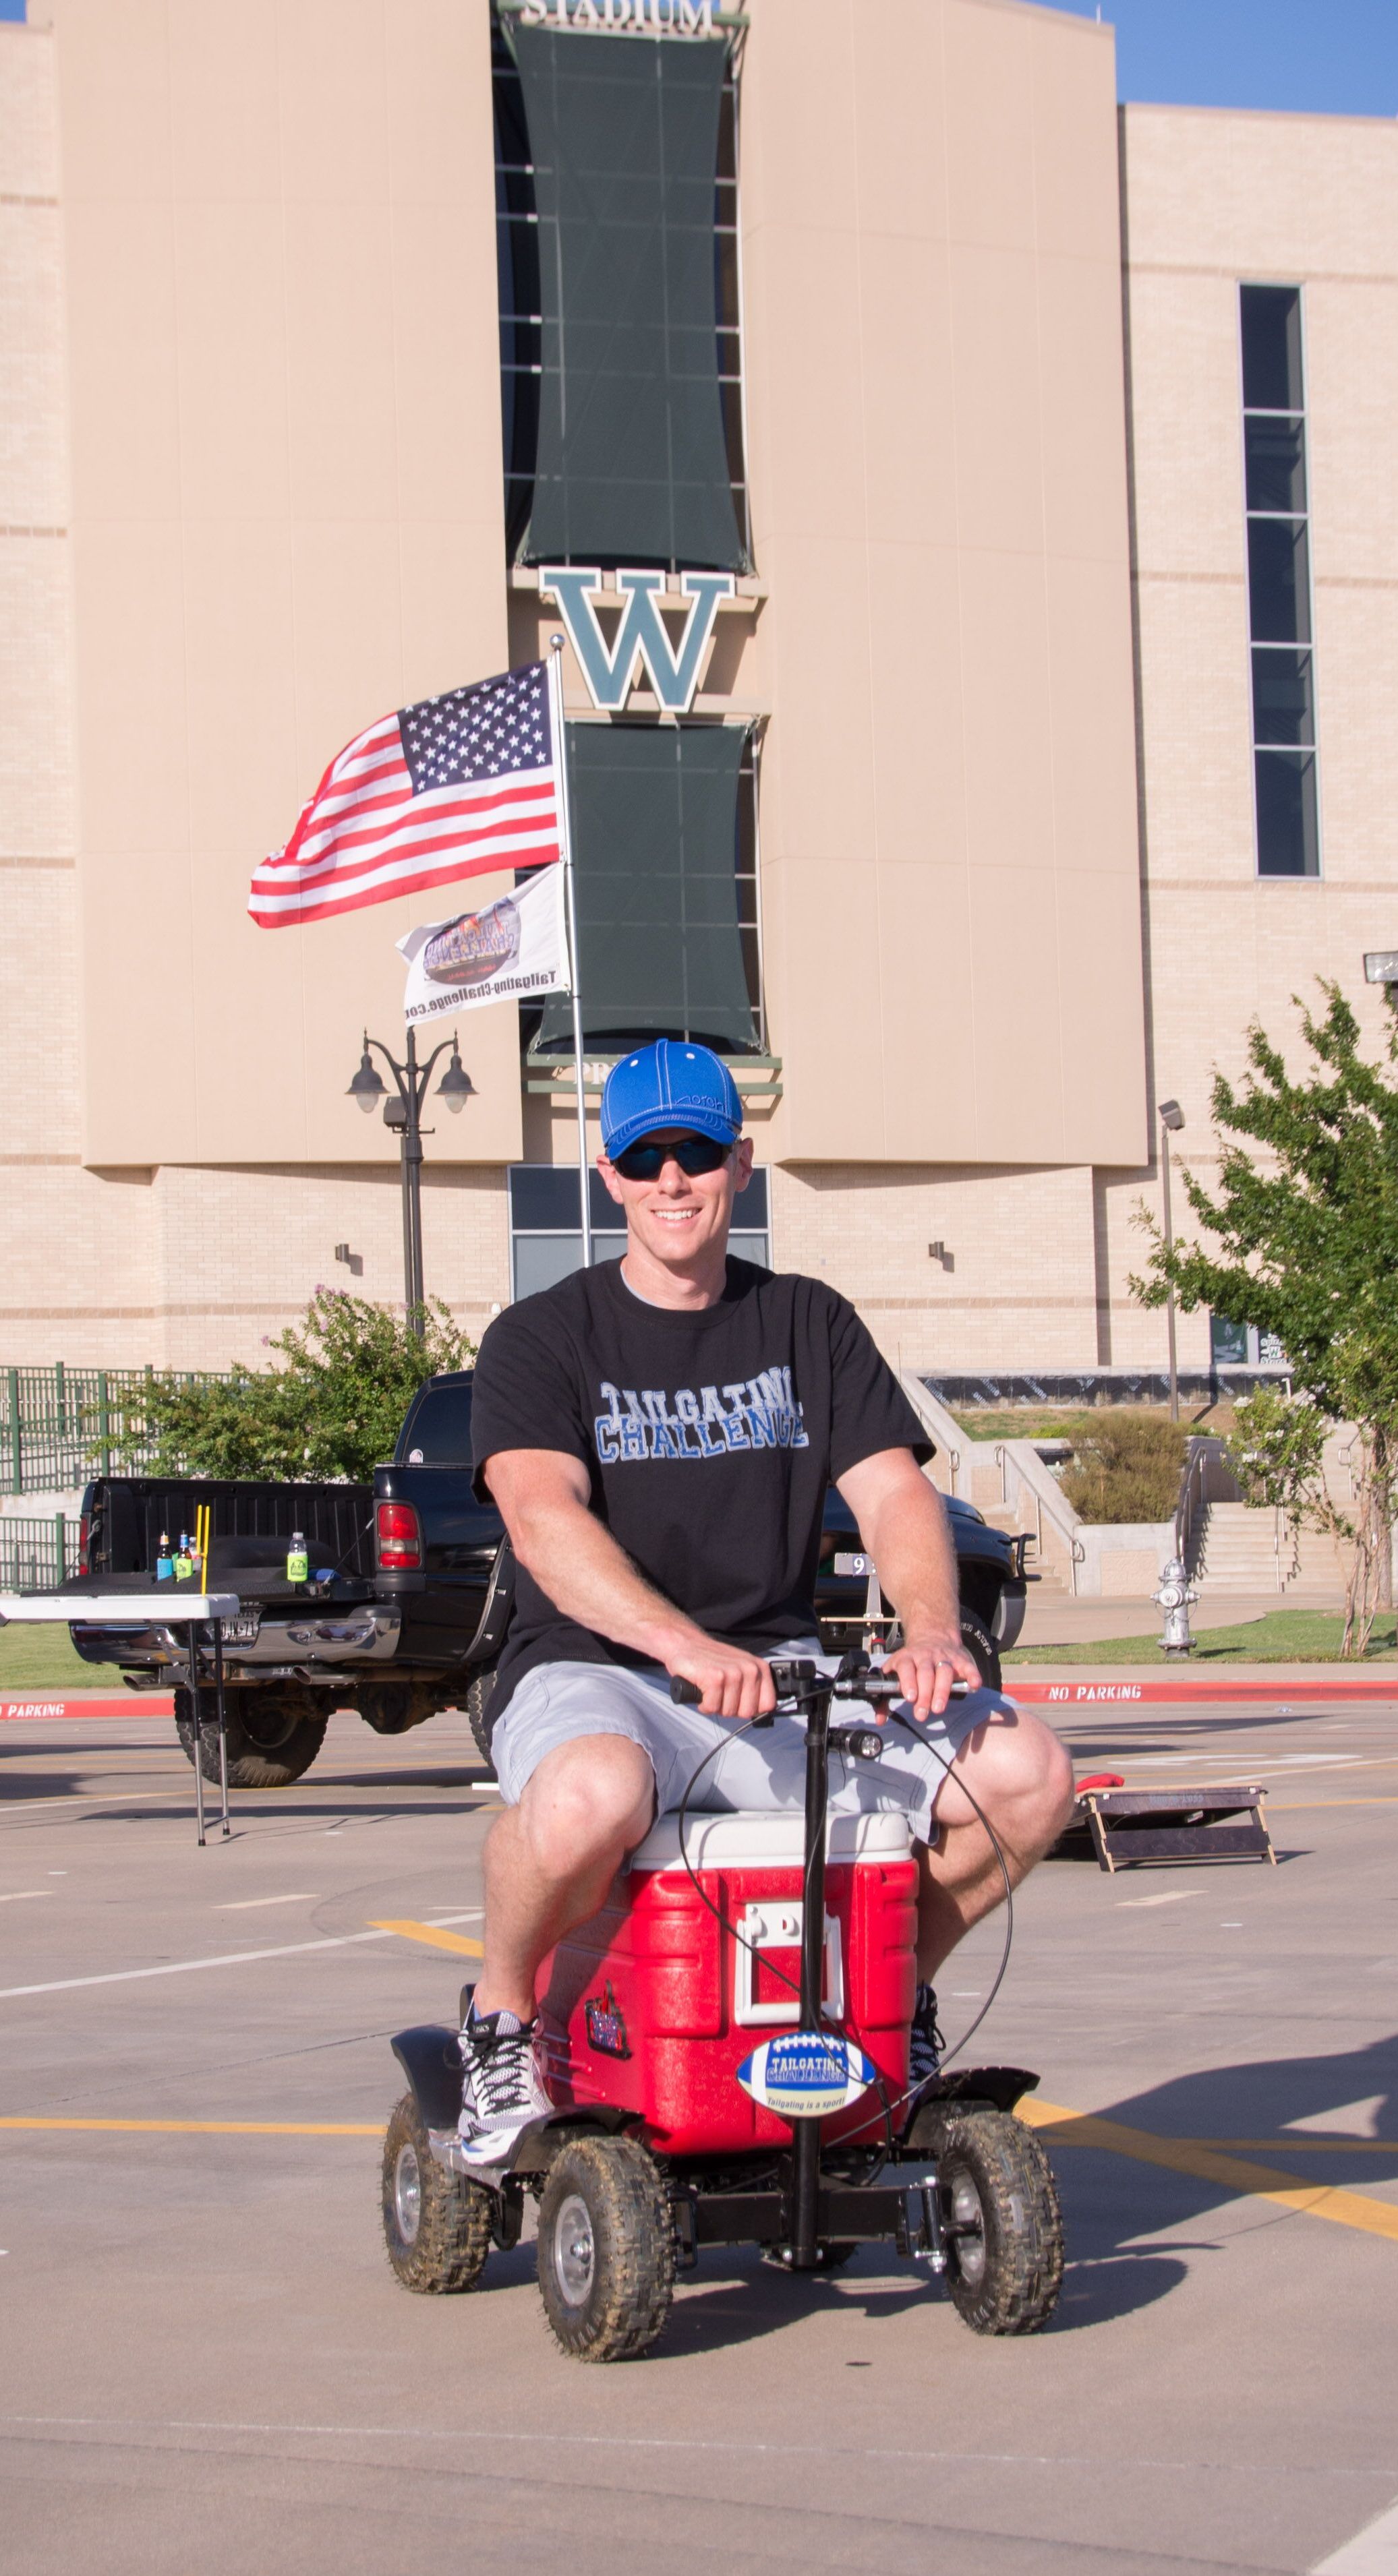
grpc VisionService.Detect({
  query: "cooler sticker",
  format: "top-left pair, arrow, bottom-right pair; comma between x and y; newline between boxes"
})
584,1980 -> 631,2060
736,2031 -> 877,2120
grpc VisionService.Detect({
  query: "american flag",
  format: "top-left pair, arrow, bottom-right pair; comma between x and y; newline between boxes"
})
247,661 -> 560,928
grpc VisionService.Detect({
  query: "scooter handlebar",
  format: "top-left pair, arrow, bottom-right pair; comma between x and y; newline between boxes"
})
668,1667 -> 969,1708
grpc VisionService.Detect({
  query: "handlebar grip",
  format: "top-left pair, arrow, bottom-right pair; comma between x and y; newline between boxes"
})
669,1676 -> 704,1706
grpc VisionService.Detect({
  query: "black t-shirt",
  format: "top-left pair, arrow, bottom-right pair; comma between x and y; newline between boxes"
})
470,1257 -> 932,1720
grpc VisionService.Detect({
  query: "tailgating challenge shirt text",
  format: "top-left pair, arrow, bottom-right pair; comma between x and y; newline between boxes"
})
593,1370 -> 809,1464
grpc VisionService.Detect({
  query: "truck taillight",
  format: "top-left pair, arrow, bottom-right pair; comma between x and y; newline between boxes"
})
78,1514 -> 91,1577
377,1501 -> 422,1569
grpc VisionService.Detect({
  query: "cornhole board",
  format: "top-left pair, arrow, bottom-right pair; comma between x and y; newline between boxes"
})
1057,1785 -> 1276,1873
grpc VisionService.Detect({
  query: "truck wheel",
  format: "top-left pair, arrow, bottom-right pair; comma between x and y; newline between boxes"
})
960,1612 -> 1001,1693
382,2092 -> 492,2294
465,1669 -> 496,1774
536,2134 -> 673,2362
936,2109 -> 1063,2335
174,1688 -> 328,1791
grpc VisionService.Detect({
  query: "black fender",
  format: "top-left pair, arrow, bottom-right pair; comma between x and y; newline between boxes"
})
495,2104 -> 641,2176
900,2066 -> 1041,2149
391,2025 -> 465,2132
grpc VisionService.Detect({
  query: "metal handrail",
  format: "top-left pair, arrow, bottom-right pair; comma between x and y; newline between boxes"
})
994,1440 -> 1087,1598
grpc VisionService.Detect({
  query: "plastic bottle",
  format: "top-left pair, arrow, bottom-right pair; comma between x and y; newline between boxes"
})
156,1531 -> 173,1583
286,1529 -> 309,1586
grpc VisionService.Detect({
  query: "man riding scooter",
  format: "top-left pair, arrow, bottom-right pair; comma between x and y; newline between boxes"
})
459,1039 -> 1074,2161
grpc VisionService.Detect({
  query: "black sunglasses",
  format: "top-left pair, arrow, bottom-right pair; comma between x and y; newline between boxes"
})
612,1132 -> 733,1182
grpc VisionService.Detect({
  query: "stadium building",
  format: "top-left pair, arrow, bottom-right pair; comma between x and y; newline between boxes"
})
1,0 -> 1395,1383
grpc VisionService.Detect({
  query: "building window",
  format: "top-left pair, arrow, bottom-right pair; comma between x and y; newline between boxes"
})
530,720 -> 762,1059
1210,1315 -> 1288,1369
492,18 -> 749,572
508,1164 -> 770,1302
1241,285 -> 1319,878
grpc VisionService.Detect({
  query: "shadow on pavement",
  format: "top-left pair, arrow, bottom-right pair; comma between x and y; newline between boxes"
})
1100,2031 -> 1398,2174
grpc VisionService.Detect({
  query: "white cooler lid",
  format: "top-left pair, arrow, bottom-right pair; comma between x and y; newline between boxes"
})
630,1807 -> 912,1875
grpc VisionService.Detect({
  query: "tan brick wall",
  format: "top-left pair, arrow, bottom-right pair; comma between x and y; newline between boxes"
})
0,1160 -> 511,1369
4,55 -> 1396,1385
771,1161 -> 1104,1373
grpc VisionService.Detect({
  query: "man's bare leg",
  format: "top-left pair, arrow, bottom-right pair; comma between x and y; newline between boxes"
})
915,1709 -> 1074,1982
475,1733 -> 656,2021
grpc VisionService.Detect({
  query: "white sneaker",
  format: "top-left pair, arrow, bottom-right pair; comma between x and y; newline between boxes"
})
457,2005 -> 550,2165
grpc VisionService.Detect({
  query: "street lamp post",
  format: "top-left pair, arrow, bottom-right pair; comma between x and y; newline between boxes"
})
1159,1098 -> 1185,1422
347,1026 -> 475,1337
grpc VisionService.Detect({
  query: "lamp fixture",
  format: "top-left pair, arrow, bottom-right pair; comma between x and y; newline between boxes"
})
347,1036 -> 386,1116
436,1041 -> 476,1114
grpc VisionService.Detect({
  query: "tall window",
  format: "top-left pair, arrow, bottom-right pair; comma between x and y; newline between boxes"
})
1241,285 -> 1319,877
492,19 -> 749,571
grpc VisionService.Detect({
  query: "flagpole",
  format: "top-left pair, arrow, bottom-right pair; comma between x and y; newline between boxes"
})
548,634 -> 592,1269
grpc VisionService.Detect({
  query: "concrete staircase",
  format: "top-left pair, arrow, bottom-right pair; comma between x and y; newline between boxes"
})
1190,1501 -> 1342,1602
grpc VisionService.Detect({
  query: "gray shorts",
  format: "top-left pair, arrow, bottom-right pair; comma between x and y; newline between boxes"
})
489,1649 -> 999,1849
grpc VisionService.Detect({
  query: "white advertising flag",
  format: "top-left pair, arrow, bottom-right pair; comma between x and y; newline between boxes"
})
397,867 -> 571,1025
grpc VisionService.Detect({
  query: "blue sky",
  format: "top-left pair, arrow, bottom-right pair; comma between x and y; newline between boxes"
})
0,0 -> 1392,113
1051,0 -> 1397,117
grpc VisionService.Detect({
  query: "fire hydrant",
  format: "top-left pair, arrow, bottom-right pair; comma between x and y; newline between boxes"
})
1154,1555 -> 1198,1656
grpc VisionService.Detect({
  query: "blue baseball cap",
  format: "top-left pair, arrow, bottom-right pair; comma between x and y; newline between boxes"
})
600,1040 -> 743,1159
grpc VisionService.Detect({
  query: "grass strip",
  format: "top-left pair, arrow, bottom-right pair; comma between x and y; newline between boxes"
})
1006,1609 -> 1398,1667
0,1624 -> 104,1687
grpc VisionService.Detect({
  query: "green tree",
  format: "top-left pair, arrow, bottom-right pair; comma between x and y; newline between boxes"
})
1132,983 -> 1398,1655
109,1290 -> 476,1483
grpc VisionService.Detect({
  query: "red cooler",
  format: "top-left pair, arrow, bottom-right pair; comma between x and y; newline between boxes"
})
537,1808 -> 918,2155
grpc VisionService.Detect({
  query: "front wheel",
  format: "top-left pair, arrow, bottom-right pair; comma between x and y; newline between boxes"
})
536,2135 -> 674,2362
935,2109 -> 1063,2335
381,2093 -> 493,2294
174,1687 -> 328,1790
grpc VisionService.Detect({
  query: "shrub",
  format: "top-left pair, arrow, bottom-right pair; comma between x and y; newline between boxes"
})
107,1290 -> 476,1484
1059,1415 -> 1188,1526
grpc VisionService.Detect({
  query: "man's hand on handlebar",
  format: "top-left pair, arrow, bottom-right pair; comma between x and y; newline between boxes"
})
880,1631 -> 983,1723
664,1633 -> 778,1721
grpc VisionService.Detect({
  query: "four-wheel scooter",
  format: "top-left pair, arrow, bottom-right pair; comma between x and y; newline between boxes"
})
382,1652 -> 1063,2360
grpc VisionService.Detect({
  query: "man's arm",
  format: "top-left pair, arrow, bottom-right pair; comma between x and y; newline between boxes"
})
835,1447 -> 983,1718
484,1447 -> 776,1719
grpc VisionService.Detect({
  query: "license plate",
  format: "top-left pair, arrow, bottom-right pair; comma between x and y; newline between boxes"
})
221,1613 -> 261,1644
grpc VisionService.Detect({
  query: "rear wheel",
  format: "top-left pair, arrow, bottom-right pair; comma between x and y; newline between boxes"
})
536,2134 -> 673,2362
959,1612 -> 1001,1694
174,1687 -> 328,1790
465,1669 -> 497,1774
381,2093 -> 492,2294
934,2109 -> 1063,2335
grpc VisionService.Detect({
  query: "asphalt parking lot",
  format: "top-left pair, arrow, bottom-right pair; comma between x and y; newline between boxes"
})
3,1695 -> 1397,2576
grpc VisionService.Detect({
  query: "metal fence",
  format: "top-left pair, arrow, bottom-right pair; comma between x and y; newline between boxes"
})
1,1366 -> 224,1495
0,1514 -> 84,1591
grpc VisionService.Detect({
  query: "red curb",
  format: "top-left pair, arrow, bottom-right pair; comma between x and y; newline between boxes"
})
1,1696 -> 175,1721
1009,1676 -> 1398,1704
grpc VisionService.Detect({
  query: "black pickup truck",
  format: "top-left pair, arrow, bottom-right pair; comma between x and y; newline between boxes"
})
73,1371 -> 1028,1789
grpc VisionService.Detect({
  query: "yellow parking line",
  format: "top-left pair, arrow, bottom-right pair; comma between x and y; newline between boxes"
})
0,2117 -> 379,2135
1269,1796 -> 1398,1809
372,1918 -> 484,1958
1021,2099 -> 1398,2244
1206,2140 -> 1398,2154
